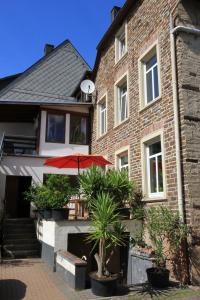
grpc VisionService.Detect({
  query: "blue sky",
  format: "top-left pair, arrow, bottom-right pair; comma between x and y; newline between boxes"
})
0,1 -> 125,78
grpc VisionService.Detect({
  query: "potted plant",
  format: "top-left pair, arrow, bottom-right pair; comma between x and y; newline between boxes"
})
145,206 -> 188,288
24,184 -> 52,219
79,166 -> 134,219
78,165 -> 107,212
88,193 -> 126,297
106,169 -> 133,219
45,175 -> 74,221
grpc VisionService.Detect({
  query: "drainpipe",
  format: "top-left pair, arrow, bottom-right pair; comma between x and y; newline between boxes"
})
170,15 -> 200,222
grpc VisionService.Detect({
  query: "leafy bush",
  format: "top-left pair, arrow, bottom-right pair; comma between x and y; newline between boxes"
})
24,185 -> 51,209
79,166 -> 133,210
24,175 -> 74,209
145,206 -> 188,267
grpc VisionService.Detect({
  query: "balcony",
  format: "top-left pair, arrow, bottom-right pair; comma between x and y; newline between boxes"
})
3,135 -> 37,156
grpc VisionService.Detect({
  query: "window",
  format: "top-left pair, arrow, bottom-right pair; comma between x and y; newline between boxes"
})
117,151 -> 129,172
70,115 -> 88,145
98,96 -> 107,137
115,23 -> 127,62
46,113 -> 65,143
115,76 -> 128,125
146,138 -> 163,198
139,43 -> 161,107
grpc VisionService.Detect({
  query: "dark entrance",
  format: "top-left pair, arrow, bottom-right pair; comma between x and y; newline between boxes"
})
5,176 -> 32,218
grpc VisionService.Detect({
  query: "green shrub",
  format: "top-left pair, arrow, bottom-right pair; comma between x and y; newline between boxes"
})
79,166 -> 134,210
24,175 -> 74,209
145,206 -> 188,267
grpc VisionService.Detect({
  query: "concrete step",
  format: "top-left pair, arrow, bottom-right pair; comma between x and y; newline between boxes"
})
3,249 -> 40,259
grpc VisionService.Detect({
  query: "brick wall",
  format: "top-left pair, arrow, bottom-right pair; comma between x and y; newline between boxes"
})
91,0 -> 200,284
92,0 -> 178,208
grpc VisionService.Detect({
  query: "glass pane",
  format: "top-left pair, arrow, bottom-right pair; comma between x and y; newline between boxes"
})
149,141 -> 161,155
120,94 -> 127,121
121,155 -> 128,166
146,71 -> 153,102
158,155 -> 163,192
146,55 -> 157,70
150,157 -> 157,193
101,110 -> 105,134
47,114 -> 65,143
70,115 -> 87,144
154,65 -> 159,98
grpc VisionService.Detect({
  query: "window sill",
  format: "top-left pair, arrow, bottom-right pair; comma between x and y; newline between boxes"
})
143,197 -> 167,203
96,132 -> 108,142
115,51 -> 128,67
114,117 -> 129,130
139,95 -> 162,113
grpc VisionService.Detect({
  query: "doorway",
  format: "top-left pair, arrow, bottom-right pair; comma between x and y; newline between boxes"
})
5,176 -> 32,218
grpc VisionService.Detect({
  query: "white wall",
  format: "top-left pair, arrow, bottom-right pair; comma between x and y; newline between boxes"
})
0,155 -> 82,209
0,122 -> 35,138
39,111 -> 89,157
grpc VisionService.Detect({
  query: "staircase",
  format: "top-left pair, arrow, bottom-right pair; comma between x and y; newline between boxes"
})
2,218 -> 41,259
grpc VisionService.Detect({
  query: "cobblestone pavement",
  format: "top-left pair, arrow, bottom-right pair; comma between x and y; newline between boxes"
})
0,259 -> 200,300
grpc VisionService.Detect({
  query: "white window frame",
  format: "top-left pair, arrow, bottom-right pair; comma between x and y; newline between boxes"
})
115,146 -> 130,177
114,72 -> 129,126
97,93 -> 107,138
141,131 -> 166,200
143,54 -> 158,104
138,41 -> 161,110
146,139 -> 163,198
115,22 -> 127,63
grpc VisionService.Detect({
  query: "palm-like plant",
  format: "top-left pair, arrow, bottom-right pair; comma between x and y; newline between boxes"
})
88,193 -> 125,278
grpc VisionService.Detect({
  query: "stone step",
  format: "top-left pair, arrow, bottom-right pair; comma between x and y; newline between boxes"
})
4,232 -> 37,241
4,242 -> 40,251
3,238 -> 39,245
4,218 -> 35,225
3,249 -> 40,259
4,225 -> 35,234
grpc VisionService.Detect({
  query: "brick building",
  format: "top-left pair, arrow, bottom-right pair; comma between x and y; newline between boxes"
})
91,0 -> 200,284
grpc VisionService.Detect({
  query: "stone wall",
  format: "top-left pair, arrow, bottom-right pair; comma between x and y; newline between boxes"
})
175,0 -> 200,284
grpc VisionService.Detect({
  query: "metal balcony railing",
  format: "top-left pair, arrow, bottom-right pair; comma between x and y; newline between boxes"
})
3,135 -> 37,156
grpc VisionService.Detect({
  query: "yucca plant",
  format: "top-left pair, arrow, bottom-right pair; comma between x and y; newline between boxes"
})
88,193 -> 126,278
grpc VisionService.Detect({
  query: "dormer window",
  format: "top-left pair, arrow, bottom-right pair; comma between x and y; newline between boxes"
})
115,23 -> 127,63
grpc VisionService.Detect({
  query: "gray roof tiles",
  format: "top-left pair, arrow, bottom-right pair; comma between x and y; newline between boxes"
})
0,40 -> 91,105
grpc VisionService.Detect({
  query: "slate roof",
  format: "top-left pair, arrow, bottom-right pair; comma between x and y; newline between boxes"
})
0,40 -> 91,105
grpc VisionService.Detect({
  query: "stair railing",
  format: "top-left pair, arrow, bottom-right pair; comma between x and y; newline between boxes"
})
0,132 -> 5,162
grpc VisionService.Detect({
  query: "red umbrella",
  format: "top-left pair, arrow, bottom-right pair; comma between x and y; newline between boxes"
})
44,153 -> 112,174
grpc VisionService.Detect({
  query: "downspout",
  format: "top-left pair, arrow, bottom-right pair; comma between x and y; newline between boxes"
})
170,15 -> 200,222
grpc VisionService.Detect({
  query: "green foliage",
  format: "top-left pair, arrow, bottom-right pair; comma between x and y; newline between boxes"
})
88,193 -> 126,277
24,185 -> 50,209
145,206 -> 188,267
79,166 -> 107,210
24,175 -> 74,209
129,188 -> 145,220
106,169 -> 133,207
79,166 -> 133,210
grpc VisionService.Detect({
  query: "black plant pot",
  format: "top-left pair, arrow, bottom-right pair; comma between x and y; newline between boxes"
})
43,209 -> 52,220
117,208 -> 130,220
52,208 -> 69,221
146,267 -> 170,288
90,272 -> 118,297
37,209 -> 44,219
